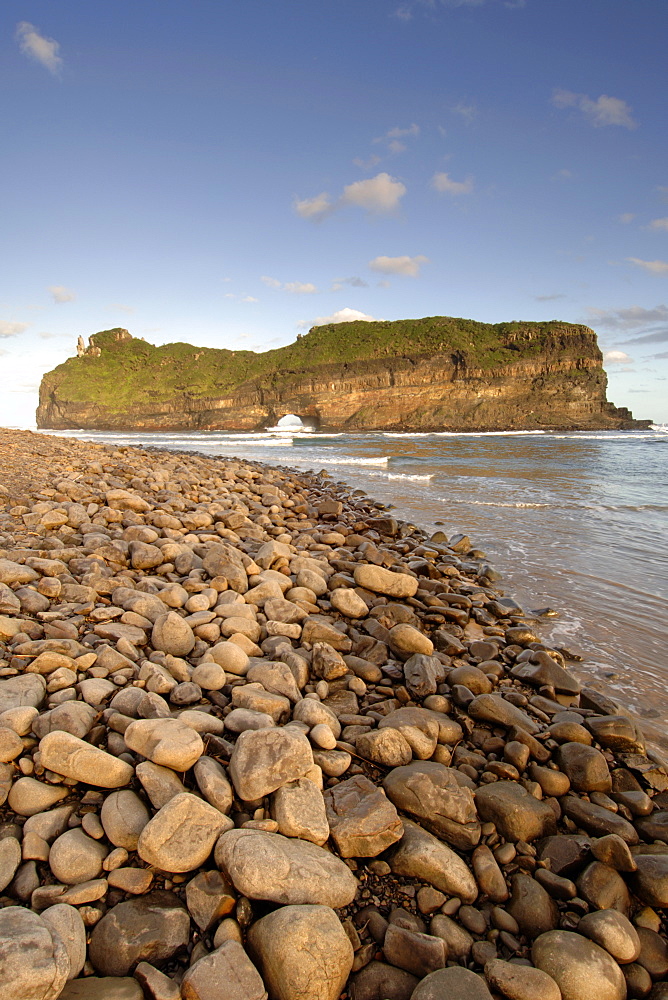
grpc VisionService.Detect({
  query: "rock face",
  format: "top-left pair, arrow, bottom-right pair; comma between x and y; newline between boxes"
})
36,320 -> 650,432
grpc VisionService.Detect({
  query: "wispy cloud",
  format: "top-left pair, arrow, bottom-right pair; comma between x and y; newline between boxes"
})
626,257 -> 668,276
108,302 -> 134,314
552,89 -> 637,129
331,276 -> 368,291
648,218 -> 668,232
373,123 -> 420,155
431,171 -> 474,195
353,154 -> 382,171
0,321 -> 29,338
260,277 -> 318,294
534,294 -> 566,302
300,307 -> 380,329
369,254 -> 429,277
16,22 -> 63,76
618,213 -> 636,224
587,305 -> 668,331
450,101 -> 478,122
48,285 -> 75,303
395,1 -> 485,22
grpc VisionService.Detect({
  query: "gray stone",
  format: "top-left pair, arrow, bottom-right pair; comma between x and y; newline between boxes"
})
378,708 -> 439,759
0,836 -> 22,891
101,790 -> 150,850
356,727 -> 413,767
248,904 -> 353,1000
350,961 -> 418,1000
40,904 -> 86,980
246,660 -> 302,702
403,654 -> 441,699
215,828 -> 357,907
330,588 -> 369,618
484,959 -> 561,1000
411,966 -> 493,1000
468,694 -> 539,734
292,697 -> 341,737
7,776 -> 69,816
32,701 -> 97,740
383,761 -> 481,850
38,731 -> 133,788
271,776 -> 330,845
49,828 -> 107,884
0,905 -> 70,1000
137,793 -> 228,872
136,761 -> 186,809
124,717 -> 204,771
532,930 -> 626,1000
353,565 -> 418,599
228,726 -> 313,801
88,890 -> 190,976
58,977 -> 143,999
474,781 -> 557,843
0,674 -> 46,714
185,870 -> 236,932
181,940 -> 267,1000
382,923 -> 446,978
324,775 -> 403,857
429,915 -> 474,962
151,611 -> 195,656
386,819 -> 478,903
194,756 -> 234,813
506,873 -> 559,939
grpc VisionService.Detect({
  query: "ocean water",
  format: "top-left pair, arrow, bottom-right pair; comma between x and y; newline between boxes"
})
47,426 -> 668,746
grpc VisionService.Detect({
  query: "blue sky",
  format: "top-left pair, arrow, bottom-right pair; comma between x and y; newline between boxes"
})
1,0 -> 667,427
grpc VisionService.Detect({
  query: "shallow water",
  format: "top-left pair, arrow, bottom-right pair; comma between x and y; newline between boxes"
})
47,426 -> 668,746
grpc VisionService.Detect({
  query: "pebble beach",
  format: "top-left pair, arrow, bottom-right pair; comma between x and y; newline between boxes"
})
0,426 -> 667,1000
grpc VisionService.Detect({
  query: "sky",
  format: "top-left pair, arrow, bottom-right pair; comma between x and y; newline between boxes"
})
1,0 -> 667,428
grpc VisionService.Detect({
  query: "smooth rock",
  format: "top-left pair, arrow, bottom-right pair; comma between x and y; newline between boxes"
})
185,870 -> 236,932
151,611 -> 195,656
40,904 -> 86,980
324,774 -> 404,857
137,793 -> 228,872
194,756 -> 234,814
0,905 -> 69,1000
228,726 -> 313,801
88,890 -> 190,976
353,565 -> 418,599
484,958 -> 561,1000
49,828 -> 107,884
0,836 -> 21,891
0,674 -> 46,714
411,966 -> 493,1000
631,853 -> 668,907
578,909 -> 641,964
215,828 -> 357,906
532,929 -> 626,1000
58,978 -> 143,999
38,731 -> 133,788
386,819 -> 478,903
349,961 -> 418,1000
556,743 -> 612,793
181,940 -> 267,1000
271,776 -> 330,845
475,781 -> 557,843
356,727 -> 413,767
506,873 -> 559,939
8,776 -> 69,816
124,717 -> 204,771
248,904 -> 353,1000
100,790 -> 150,850
383,761 -> 481,849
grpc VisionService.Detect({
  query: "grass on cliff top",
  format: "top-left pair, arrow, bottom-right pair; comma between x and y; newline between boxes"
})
39,316 -> 599,409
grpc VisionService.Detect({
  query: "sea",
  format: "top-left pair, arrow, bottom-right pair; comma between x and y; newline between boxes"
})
45,425 -> 668,749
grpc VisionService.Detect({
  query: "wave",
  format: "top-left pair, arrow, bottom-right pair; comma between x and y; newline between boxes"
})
308,455 -> 390,468
382,430 -> 548,438
387,473 -> 434,481
467,500 -> 551,508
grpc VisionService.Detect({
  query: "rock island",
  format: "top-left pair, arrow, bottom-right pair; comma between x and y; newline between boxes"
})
36,317 -> 650,432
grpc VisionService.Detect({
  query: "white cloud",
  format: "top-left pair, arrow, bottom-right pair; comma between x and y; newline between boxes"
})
293,192 -> 333,221
240,295 -> 258,303
626,257 -> 668,276
260,276 -> 283,288
38,332 -> 68,340
307,308 -> 380,328
369,254 -> 429,277
552,89 -> 637,129
649,218 -> 668,231
451,101 -> 478,121
431,171 -> 474,195
109,302 -> 134,313
341,173 -> 407,214
374,124 -> 420,155
284,282 -> 318,295
48,285 -> 75,303
331,276 -> 368,291
603,350 -> 633,364
16,22 -> 63,76
618,213 -> 636,224
353,154 -> 381,170
0,321 -> 29,338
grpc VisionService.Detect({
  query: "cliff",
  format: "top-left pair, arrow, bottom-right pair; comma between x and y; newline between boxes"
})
36,317 -> 651,432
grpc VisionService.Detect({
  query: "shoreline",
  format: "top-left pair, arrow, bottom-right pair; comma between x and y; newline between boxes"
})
0,426 -> 666,999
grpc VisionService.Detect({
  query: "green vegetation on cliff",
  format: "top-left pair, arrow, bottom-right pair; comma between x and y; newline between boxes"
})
39,316 -> 601,412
